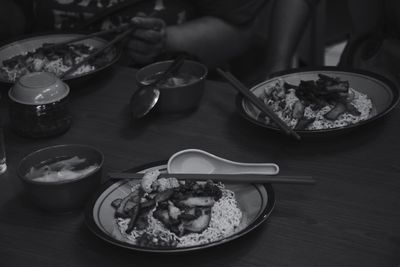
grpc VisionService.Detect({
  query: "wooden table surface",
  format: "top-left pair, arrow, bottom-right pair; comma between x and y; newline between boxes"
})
0,66 -> 399,267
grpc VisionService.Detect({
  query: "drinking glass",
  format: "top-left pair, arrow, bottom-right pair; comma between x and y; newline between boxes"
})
0,127 -> 7,174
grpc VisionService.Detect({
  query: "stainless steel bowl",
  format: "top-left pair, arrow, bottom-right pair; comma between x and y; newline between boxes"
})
135,60 -> 208,113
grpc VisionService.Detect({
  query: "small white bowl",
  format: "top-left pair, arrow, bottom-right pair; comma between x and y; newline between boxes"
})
9,72 -> 69,105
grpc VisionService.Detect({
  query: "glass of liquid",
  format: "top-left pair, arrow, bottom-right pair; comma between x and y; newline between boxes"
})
0,127 -> 7,174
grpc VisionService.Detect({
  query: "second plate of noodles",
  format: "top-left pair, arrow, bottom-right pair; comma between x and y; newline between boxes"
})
237,67 -> 399,136
0,33 -> 120,86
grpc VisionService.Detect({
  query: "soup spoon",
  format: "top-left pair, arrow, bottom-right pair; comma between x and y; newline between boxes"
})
167,149 -> 279,175
130,54 -> 187,119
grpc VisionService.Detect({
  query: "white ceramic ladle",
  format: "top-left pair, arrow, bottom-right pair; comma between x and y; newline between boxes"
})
167,149 -> 279,175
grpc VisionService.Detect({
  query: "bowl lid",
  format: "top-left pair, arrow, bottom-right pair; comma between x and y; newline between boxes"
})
9,72 -> 69,105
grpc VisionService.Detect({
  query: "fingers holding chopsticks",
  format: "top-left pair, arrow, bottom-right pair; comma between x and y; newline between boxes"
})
127,15 -> 167,65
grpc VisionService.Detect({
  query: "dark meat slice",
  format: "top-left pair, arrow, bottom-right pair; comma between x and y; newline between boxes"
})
324,102 -> 346,120
283,82 -> 299,91
317,73 -> 341,86
179,196 -> 215,207
125,204 -> 140,234
317,74 -> 349,93
137,232 -> 178,248
111,198 -> 122,209
153,208 -> 169,225
155,189 -> 174,203
3,56 -> 24,68
324,81 -> 349,93
183,208 -> 211,233
292,101 -> 305,119
346,103 -> 361,116
153,206 -> 179,227
140,198 -> 155,209
295,117 -> 315,130
179,207 -> 201,220
203,180 -> 222,200
63,53 -> 74,66
169,223 -> 185,236
135,214 -> 149,230
297,80 -> 318,98
114,189 -> 141,218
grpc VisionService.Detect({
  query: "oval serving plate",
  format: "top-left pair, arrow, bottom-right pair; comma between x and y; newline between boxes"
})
236,67 -> 399,136
0,33 -> 120,86
85,161 -> 275,253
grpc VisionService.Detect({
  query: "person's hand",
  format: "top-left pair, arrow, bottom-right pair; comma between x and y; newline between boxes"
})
127,15 -> 167,65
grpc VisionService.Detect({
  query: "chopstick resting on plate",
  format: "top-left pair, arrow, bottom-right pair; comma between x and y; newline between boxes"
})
60,28 -> 133,79
108,172 -> 316,185
45,9 -> 161,52
42,24 -> 135,52
216,68 -> 301,140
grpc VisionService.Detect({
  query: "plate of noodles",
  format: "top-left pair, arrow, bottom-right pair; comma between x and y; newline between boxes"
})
236,67 -> 399,136
85,161 -> 275,253
0,33 -> 120,86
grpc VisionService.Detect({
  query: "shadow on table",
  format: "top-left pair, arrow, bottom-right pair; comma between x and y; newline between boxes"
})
78,221 -> 270,266
224,111 -> 389,159
118,106 -> 199,140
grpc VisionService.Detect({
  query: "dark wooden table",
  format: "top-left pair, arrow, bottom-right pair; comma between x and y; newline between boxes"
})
0,66 -> 399,267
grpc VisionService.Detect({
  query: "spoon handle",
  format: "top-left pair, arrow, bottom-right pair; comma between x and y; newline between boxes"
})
108,172 -> 316,185
145,53 -> 187,88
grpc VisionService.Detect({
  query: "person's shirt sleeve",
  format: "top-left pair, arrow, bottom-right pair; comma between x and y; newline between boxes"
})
14,0 -> 35,32
191,0 -> 268,26
304,0 -> 321,10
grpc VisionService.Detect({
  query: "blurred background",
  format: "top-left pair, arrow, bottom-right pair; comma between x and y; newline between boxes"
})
298,0 -> 350,67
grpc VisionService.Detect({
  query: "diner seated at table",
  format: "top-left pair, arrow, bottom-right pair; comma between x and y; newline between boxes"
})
1,0 -> 318,84
232,0 -> 321,85
0,0 -> 26,42
339,0 -> 400,87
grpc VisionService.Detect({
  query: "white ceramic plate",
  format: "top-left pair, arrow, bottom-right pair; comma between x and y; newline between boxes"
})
85,162 -> 275,253
0,33 -> 119,85
236,67 -> 399,136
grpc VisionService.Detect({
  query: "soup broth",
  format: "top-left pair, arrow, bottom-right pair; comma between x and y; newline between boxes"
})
26,155 -> 99,182
142,72 -> 199,88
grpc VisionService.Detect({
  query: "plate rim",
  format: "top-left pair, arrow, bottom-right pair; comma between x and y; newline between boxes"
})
0,32 -> 121,85
236,66 -> 400,135
84,160 -> 275,253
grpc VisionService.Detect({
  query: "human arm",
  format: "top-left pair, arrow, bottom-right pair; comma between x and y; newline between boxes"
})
263,0 -> 316,76
347,0 -> 383,37
126,15 -> 254,68
339,0 -> 383,66
165,16 -> 253,68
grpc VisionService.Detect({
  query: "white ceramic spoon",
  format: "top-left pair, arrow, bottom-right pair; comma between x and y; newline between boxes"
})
167,149 -> 279,175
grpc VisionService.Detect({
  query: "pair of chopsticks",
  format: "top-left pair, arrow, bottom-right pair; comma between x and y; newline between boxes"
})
108,172 -> 316,185
59,10 -> 160,79
43,23 -> 135,52
149,53 -> 187,86
216,68 -> 301,140
60,28 -> 132,79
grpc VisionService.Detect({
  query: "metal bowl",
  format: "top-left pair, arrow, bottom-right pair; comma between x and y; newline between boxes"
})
17,144 -> 104,212
135,60 -> 208,113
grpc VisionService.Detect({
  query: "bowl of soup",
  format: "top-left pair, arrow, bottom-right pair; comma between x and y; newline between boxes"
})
17,144 -> 103,212
135,59 -> 208,113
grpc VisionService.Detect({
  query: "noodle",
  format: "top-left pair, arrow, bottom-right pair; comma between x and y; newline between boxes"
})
115,181 -> 243,248
0,43 -> 96,82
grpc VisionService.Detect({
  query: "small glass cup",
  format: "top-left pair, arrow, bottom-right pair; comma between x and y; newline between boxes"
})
0,127 -> 7,174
